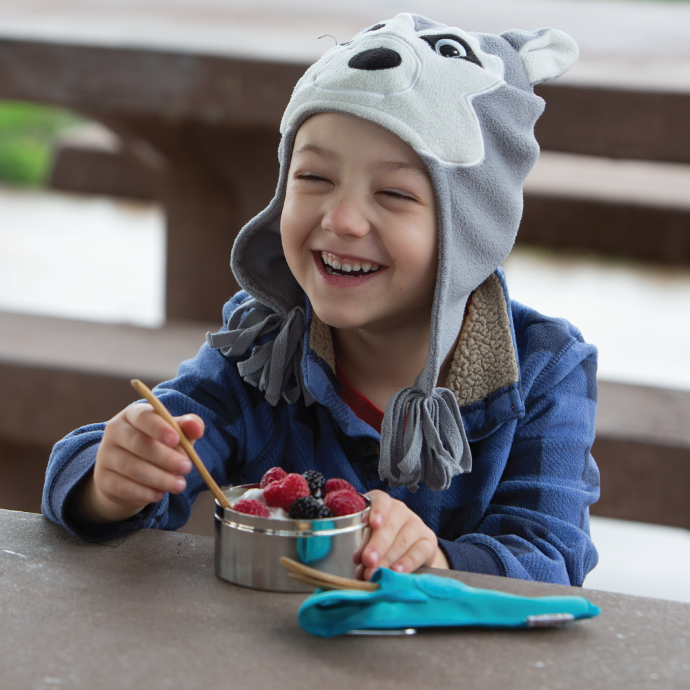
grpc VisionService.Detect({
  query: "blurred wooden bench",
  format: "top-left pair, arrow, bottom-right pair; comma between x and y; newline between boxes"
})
1,5 -> 687,324
1,1 -> 689,533
0,311 -> 214,515
48,83 -> 690,267
0,34 -> 303,321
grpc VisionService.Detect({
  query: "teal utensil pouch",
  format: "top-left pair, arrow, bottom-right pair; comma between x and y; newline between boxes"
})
298,568 -> 600,638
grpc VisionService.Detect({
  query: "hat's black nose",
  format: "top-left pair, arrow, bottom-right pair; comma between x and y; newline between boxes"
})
348,48 -> 402,71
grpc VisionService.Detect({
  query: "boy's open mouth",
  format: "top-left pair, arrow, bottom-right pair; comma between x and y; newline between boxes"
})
320,251 -> 382,278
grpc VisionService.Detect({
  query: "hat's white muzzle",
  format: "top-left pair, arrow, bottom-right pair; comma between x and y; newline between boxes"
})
313,34 -> 421,96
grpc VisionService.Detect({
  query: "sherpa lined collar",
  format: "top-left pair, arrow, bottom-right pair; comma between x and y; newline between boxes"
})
308,270 -> 520,411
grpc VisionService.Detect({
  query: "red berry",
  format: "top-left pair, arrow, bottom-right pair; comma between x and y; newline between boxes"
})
260,466 -> 288,489
324,478 -> 356,495
323,490 -> 366,517
232,499 -> 270,517
263,473 -> 310,510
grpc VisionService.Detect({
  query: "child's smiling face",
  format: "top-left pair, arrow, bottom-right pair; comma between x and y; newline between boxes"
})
280,112 -> 438,335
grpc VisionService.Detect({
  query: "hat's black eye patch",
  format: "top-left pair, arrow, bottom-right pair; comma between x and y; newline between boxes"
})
420,34 -> 482,68
365,23 -> 385,33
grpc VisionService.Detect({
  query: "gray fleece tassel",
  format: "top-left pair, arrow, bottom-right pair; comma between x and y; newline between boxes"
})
208,299 -> 470,490
206,300 -> 315,407
379,386 -> 472,492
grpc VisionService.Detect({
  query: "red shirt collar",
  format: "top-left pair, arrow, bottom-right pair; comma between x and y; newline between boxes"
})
335,356 -> 384,434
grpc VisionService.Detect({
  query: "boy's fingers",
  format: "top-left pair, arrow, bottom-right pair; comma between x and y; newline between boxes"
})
360,530 -> 435,580
370,517 -> 434,573
373,520 -> 419,570
110,447 -> 187,495
361,566 -> 380,582
176,414 -> 205,442
115,429 -> 192,477
364,490 -> 391,530
126,407 -> 204,446
355,490 -> 392,568
360,508 -> 405,570
124,404 -> 180,448
97,467 -> 166,508
389,536 -> 437,574
357,494 -> 439,576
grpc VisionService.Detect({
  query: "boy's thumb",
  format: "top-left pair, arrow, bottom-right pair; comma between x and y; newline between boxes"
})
176,414 -> 205,441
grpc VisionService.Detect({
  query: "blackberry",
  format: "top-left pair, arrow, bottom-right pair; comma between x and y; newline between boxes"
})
288,496 -> 333,520
302,470 -> 326,498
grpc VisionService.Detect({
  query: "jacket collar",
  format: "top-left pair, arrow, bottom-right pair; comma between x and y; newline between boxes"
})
302,268 -> 525,442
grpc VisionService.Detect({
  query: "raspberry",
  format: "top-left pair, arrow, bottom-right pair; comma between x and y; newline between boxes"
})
288,496 -> 333,520
259,466 -> 288,489
324,478 -> 356,495
303,470 -> 326,498
263,473 -> 310,510
232,499 -> 270,518
323,489 -> 366,517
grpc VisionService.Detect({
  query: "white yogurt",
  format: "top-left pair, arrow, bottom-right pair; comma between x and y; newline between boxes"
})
231,487 -> 290,519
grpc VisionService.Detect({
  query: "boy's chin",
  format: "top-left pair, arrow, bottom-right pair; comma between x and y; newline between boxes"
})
312,305 -> 409,335
311,305 -> 375,332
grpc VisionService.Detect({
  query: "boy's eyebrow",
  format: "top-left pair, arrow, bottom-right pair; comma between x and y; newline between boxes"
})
293,143 -> 334,159
373,160 -> 431,180
293,143 -> 430,180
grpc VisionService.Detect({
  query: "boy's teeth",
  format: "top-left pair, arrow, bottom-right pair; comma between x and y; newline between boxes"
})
320,252 -> 381,274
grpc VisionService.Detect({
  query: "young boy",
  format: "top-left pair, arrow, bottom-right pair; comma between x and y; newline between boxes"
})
42,14 -> 600,585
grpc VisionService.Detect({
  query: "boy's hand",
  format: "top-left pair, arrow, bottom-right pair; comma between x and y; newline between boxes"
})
353,490 -> 449,581
68,403 -> 204,524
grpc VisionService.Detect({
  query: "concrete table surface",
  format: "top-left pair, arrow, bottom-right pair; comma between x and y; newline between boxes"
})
1,509 -> 689,690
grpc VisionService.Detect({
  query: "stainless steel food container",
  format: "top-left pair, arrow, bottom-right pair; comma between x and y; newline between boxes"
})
214,484 -> 370,592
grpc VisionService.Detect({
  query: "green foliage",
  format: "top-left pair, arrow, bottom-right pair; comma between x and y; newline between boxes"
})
0,101 -> 84,186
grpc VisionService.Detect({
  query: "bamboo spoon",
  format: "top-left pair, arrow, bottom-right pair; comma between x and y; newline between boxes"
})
130,379 -> 232,510
280,556 -> 380,592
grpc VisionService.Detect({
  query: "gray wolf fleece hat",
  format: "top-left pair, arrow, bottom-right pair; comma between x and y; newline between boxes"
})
207,13 -> 578,492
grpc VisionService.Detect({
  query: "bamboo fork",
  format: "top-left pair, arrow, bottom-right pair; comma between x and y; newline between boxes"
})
280,556 -> 380,591
130,379 -> 232,510
281,558 -> 419,636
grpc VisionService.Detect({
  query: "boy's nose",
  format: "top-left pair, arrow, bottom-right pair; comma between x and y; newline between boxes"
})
348,48 -> 402,71
322,198 -> 370,237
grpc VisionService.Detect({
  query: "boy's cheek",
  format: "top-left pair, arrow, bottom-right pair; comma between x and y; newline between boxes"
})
279,209 -> 310,261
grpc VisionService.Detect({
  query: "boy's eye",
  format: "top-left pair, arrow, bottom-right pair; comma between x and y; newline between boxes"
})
420,34 -> 482,67
296,172 -> 329,183
380,189 -> 414,202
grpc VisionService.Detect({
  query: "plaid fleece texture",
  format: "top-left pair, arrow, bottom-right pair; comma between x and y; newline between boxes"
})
42,270 -> 599,585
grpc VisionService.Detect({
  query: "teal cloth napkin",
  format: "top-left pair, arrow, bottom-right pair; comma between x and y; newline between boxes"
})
298,568 -> 600,638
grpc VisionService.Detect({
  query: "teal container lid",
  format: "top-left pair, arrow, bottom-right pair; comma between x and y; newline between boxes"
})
298,568 -> 600,638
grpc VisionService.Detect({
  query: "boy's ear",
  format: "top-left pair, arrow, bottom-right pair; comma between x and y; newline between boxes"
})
501,28 -> 579,85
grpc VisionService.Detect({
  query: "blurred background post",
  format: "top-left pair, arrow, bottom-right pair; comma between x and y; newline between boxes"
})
0,0 -> 688,601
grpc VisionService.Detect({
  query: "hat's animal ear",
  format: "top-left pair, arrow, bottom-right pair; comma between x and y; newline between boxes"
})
501,28 -> 579,85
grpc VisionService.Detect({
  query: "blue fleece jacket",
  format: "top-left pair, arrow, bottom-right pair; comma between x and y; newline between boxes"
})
42,270 -> 599,586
